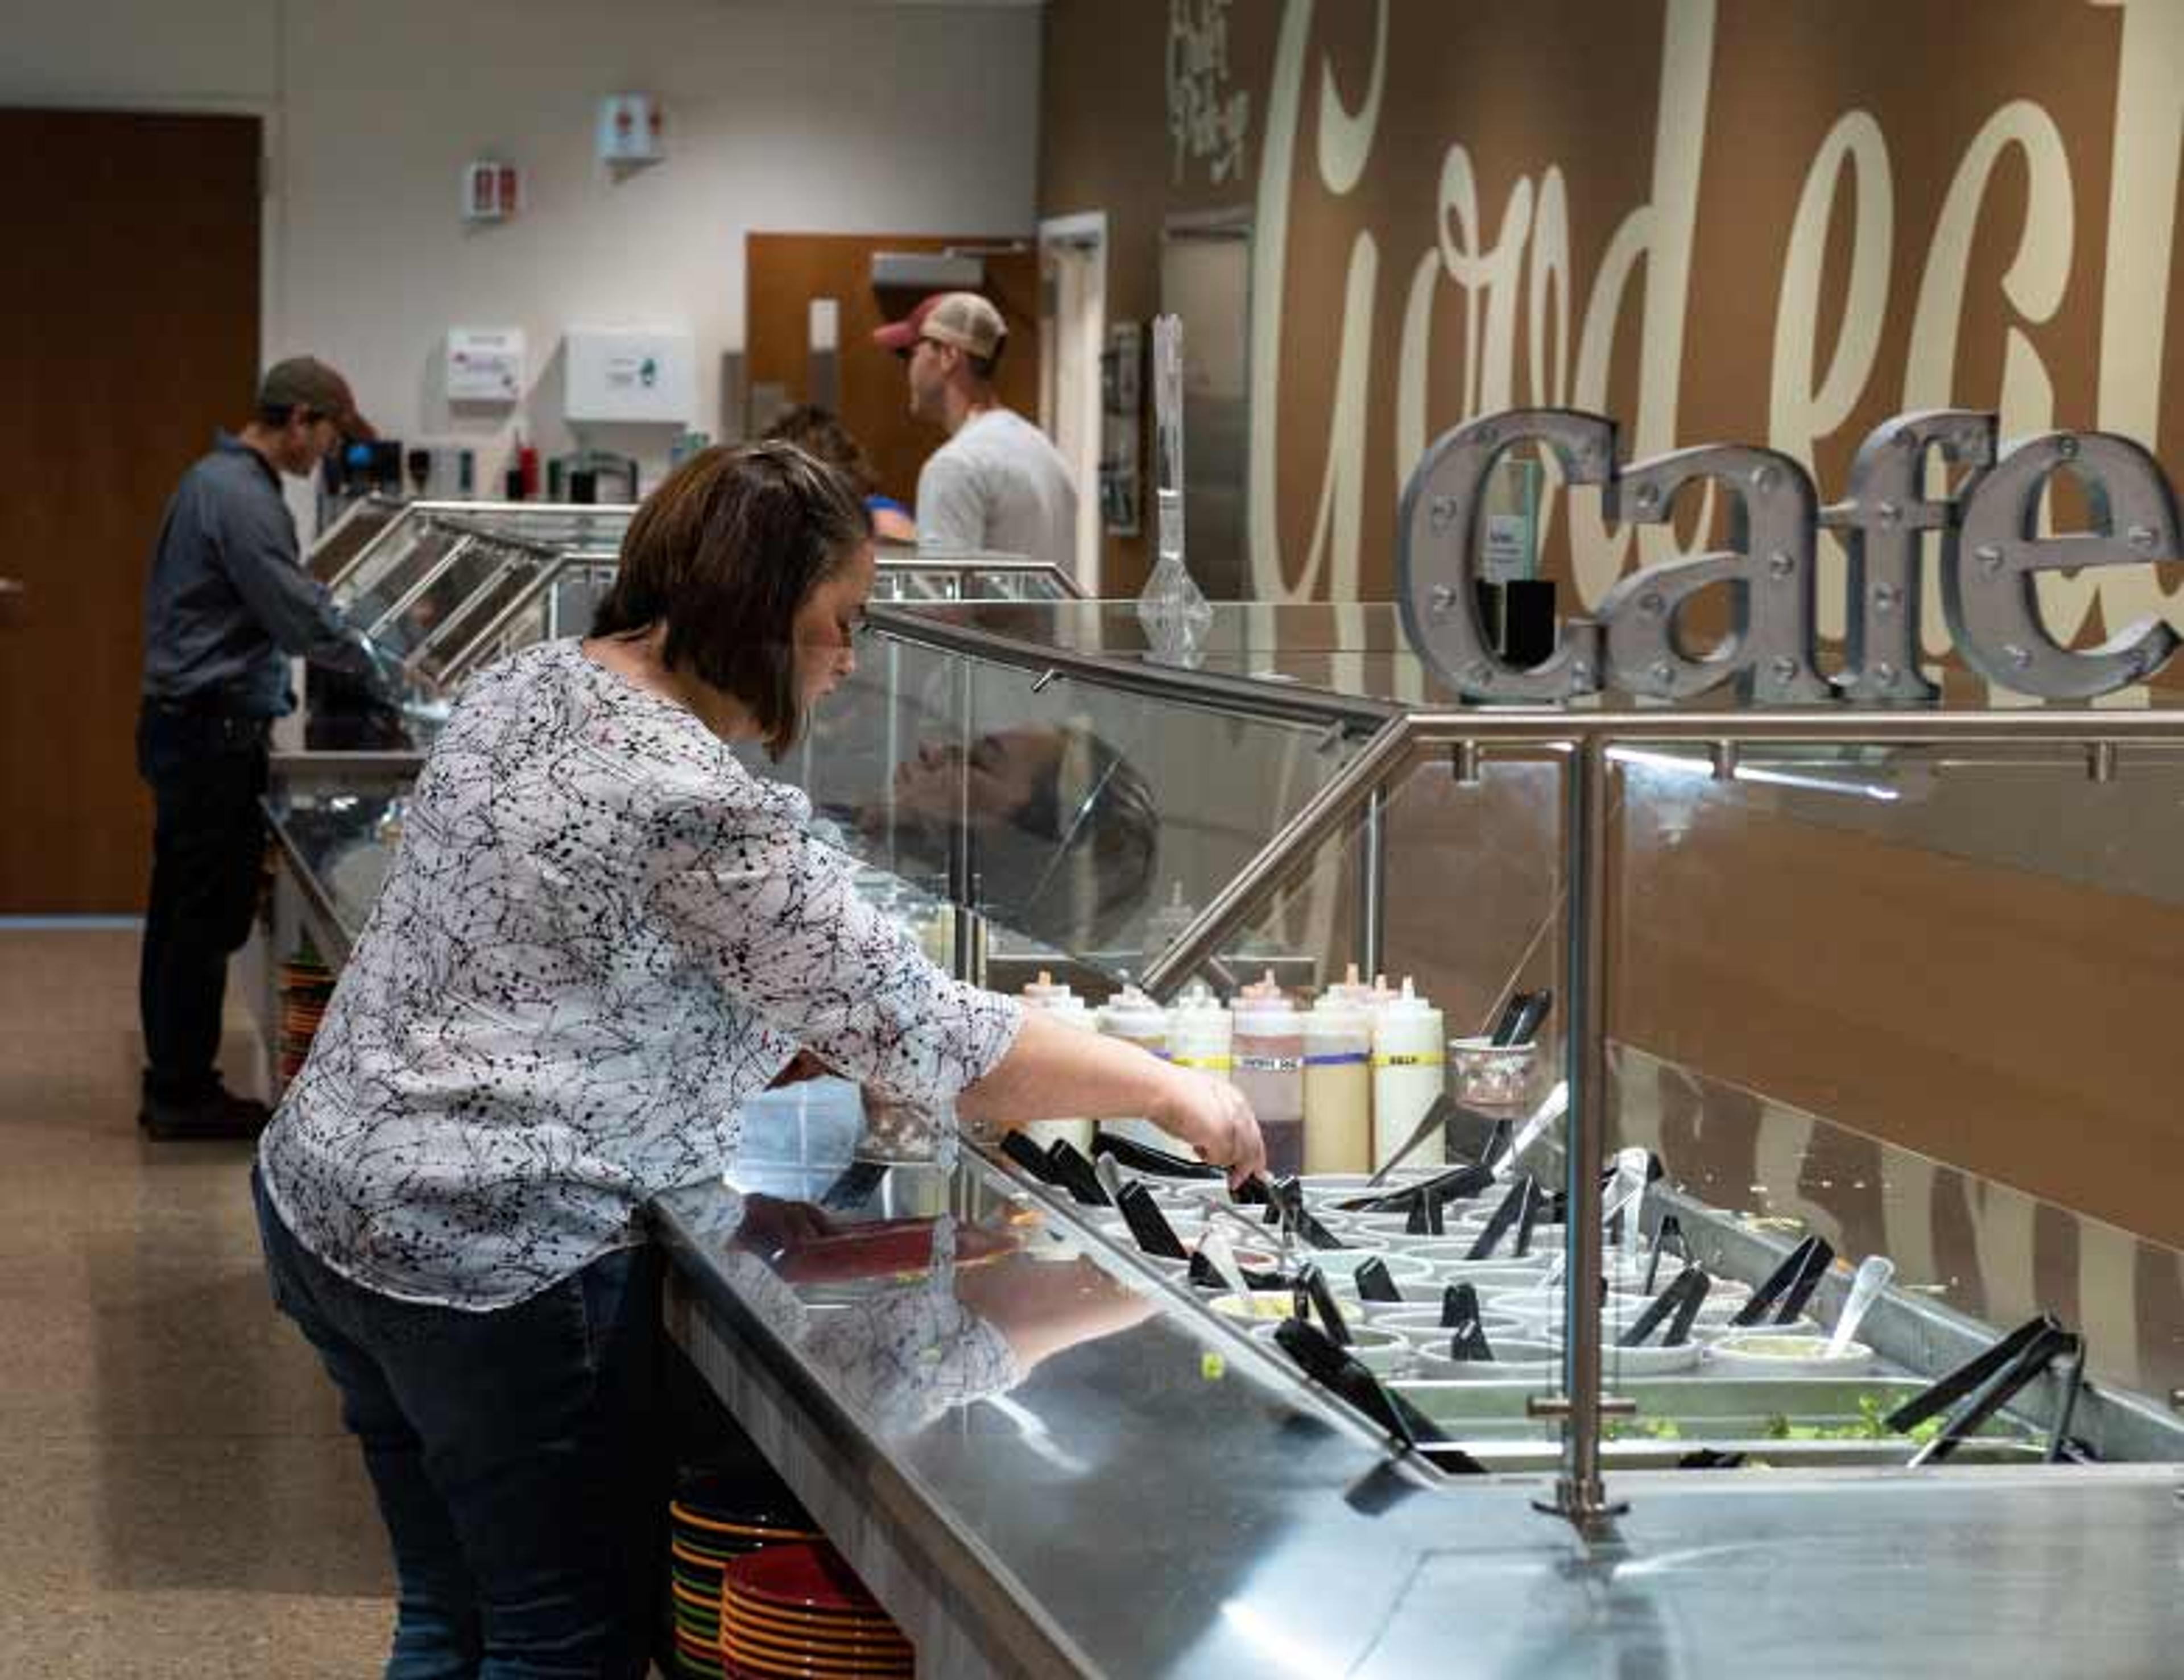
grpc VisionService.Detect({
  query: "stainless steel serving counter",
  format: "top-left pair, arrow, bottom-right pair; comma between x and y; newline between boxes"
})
653,1140 -> 2184,1680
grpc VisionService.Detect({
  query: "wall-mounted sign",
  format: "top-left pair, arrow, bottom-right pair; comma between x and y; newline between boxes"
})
564,327 -> 695,424
1397,407 -> 2183,706
446,327 -> 526,403
461,160 -> 520,222
1100,319 -> 1143,536
597,94 -> 665,165
1165,0 -> 1249,187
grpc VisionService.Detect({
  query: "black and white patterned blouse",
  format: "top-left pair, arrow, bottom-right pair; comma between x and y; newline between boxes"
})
258,639 -> 1023,1310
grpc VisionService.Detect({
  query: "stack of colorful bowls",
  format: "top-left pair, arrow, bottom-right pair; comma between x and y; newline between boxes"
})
276,953 -> 334,1081
720,1542 -> 913,1677
669,1483 -> 821,1680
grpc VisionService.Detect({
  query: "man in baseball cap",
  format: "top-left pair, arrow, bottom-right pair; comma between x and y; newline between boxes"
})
258,355 -> 378,444
872,292 -> 1078,570
135,354 -> 390,1139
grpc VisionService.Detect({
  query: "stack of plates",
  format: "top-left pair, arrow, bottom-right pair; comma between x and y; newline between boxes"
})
668,1486 -> 820,1680
720,1543 -> 912,1677
276,955 -> 334,1081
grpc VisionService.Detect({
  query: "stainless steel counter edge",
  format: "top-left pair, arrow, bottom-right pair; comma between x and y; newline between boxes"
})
651,1172 -> 2184,1679
653,1222 -> 1097,1679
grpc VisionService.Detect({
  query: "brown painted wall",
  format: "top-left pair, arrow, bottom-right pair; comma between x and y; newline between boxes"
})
1040,3 -> 2184,1266
1043,0 -> 2184,631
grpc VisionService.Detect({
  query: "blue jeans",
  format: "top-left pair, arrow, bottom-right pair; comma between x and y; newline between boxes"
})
253,1168 -> 665,1679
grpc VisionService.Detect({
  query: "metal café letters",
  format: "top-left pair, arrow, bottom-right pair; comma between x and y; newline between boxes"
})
1396,408 -> 2184,706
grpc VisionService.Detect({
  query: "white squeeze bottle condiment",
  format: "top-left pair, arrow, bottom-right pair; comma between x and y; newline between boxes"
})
1096,982 -> 1172,1151
1018,973 -> 1095,1154
1159,980 -> 1236,1161
1303,985 -> 1373,1174
1331,962 -> 1374,1005
1167,981 -> 1234,1078
1230,971 -> 1306,1178
1371,976 -> 1446,1172
1144,882 -> 1199,956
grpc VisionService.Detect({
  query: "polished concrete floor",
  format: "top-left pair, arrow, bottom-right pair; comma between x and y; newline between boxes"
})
0,925 -> 396,1675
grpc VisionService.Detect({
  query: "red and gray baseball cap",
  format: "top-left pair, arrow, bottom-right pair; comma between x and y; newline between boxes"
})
259,356 -> 377,440
872,292 -> 1006,359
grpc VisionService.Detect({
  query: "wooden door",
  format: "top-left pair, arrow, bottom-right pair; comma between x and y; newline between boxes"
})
0,111 -> 262,913
744,233 -> 1041,512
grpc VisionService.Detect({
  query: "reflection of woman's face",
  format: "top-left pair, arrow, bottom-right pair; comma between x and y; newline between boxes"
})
791,543 -> 876,708
892,726 -> 1061,831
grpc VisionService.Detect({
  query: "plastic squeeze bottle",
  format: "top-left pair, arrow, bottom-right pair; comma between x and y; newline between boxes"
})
1371,976 -> 1446,1172
1095,983 -> 1172,1151
1230,972 -> 1306,1178
1331,962 -> 1374,1004
1018,974 -> 1095,1154
1302,985 -> 1373,1174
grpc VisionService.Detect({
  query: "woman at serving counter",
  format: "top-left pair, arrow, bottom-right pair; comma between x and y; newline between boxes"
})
251,440 -> 1264,1680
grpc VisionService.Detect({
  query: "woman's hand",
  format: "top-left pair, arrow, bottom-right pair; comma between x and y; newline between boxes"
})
960,1009 -> 1268,1189
1148,1067 -> 1267,1190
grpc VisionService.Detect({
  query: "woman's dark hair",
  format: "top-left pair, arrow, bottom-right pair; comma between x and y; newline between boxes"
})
761,404 -> 879,499
591,441 -> 871,758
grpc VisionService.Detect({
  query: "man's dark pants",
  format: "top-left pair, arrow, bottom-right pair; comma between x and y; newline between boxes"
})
136,701 -> 270,1104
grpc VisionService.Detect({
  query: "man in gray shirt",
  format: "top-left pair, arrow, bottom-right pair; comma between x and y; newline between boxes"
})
874,292 -> 1079,572
138,357 -> 384,1140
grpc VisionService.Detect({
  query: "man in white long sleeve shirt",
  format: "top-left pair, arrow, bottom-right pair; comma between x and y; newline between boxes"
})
874,292 -> 1078,572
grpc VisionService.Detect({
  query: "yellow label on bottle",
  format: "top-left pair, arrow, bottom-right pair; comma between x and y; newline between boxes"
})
1170,1054 -> 1234,1071
1372,1052 -> 1446,1068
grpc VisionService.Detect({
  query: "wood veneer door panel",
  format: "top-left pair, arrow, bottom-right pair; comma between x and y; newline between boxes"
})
745,233 -> 1040,514
0,110 -> 261,914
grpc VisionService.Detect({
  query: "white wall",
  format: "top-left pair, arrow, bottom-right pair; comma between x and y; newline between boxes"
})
1,0 -> 1043,498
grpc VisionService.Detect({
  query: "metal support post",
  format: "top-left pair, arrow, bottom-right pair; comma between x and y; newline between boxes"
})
1541,735 -> 1625,1529
1356,787 -> 1387,984
949,657 -> 980,984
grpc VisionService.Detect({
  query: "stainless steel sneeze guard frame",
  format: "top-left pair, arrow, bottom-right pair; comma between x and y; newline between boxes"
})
651,1152 -> 2184,1680
831,600 -> 2184,1525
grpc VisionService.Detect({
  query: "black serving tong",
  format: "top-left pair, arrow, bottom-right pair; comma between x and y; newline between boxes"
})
1491,988 -> 1553,1046
1189,1249 -> 1290,1293
1114,1181 -> 1190,1260
1088,1129 -> 1226,1181
1271,1176 -> 1348,1251
1440,1282 -> 1495,1362
1477,1116 -> 1515,1175
1730,1234 -> 1835,1326
1465,1177 -> 1531,1261
1512,1177 -> 1546,1258
1046,1139 -> 1114,1207
1351,1257 -> 1404,1304
1339,1156 -> 1496,1216
1641,1214 -> 1689,1296
1000,1129 -> 1061,1184
1402,1194 -> 1446,1237
1887,1314 -> 2089,1466
1273,1318 -> 1449,1453
1618,1265 -> 1712,1348
1292,1263 -> 1355,1346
